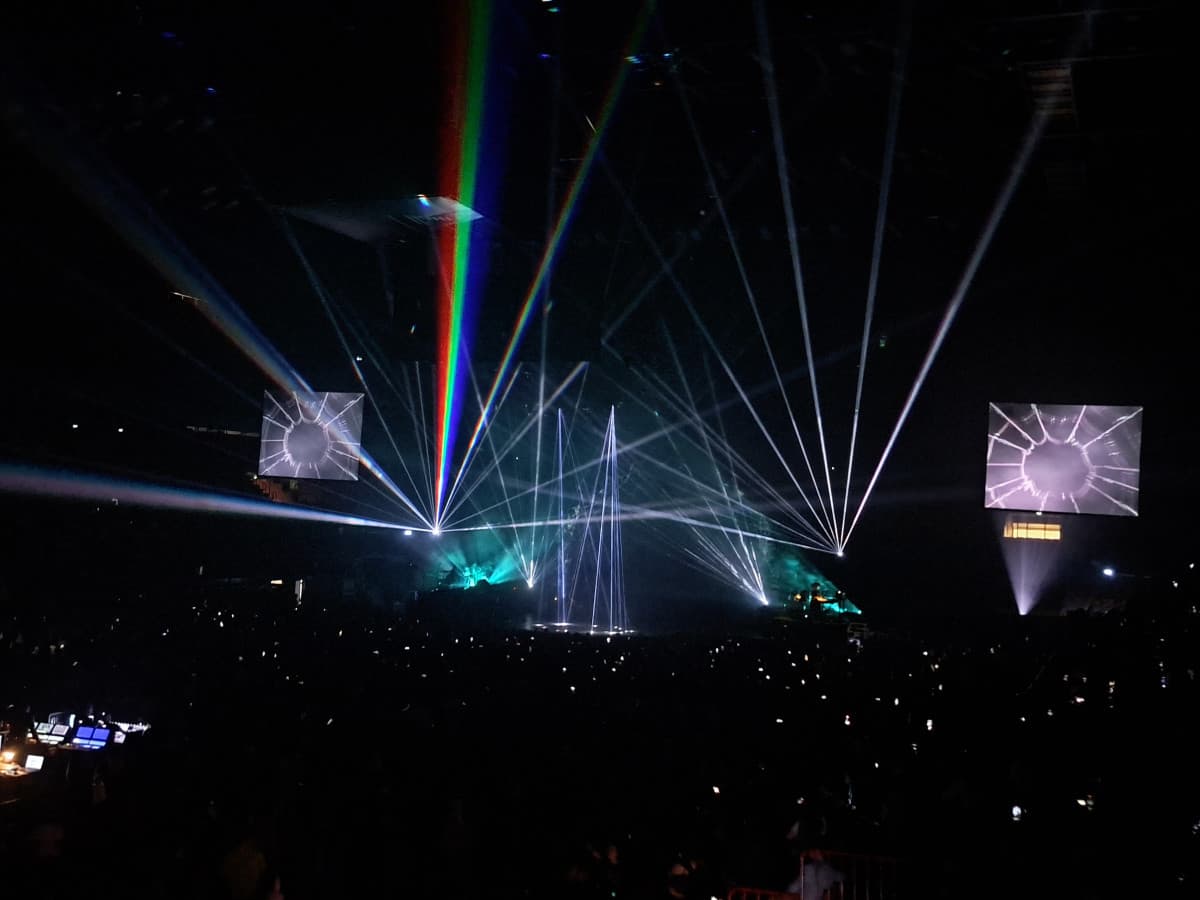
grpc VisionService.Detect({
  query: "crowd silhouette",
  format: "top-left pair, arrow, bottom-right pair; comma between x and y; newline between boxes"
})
2,575 -> 1197,898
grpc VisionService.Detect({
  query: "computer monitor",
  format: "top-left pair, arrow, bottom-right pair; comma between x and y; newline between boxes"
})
25,754 -> 44,772
75,726 -> 94,740
92,728 -> 110,742
113,732 -> 126,744
51,724 -> 69,736
35,723 -> 51,734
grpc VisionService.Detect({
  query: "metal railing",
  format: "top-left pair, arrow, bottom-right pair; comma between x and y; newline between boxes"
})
729,850 -> 899,900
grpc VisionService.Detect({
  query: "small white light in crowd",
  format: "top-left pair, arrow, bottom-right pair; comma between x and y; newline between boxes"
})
326,718 -> 334,726
1011,805 -> 1023,822
1102,567 -> 1115,577
873,761 -> 879,769
844,714 -> 851,727
569,685 -> 575,692
712,785 -> 720,795
355,355 -> 363,362
894,697 -> 900,706
72,423 -> 79,429
775,718 -> 784,724
926,718 -> 933,732
403,529 -> 413,536
1076,798 -> 1087,808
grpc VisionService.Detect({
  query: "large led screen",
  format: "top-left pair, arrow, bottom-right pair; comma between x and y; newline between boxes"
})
258,391 -> 364,480
985,402 -> 1142,516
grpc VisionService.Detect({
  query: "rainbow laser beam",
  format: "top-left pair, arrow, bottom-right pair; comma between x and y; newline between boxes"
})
433,0 -> 492,526
0,464 -> 418,532
441,3 -> 653,520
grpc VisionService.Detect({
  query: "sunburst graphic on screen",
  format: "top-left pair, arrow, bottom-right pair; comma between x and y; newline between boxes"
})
985,403 -> 1142,516
258,391 -> 364,480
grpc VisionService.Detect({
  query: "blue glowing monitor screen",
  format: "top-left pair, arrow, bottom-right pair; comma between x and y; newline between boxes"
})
258,391 -> 364,481
985,403 -> 1142,516
92,729 -> 110,742
75,727 -> 94,740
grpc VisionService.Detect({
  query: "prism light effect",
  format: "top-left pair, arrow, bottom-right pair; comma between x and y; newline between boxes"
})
434,0 -> 492,525
442,4 -> 652,519
985,403 -> 1143,516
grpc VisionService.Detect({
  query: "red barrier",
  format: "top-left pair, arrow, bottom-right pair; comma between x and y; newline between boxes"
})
729,850 -> 899,900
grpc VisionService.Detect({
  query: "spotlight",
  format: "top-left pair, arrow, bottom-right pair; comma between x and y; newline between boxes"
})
1102,567 -> 1115,578
527,579 -> 534,590
432,525 -> 441,537
403,529 -> 413,537
836,549 -> 844,558
416,194 -> 431,208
